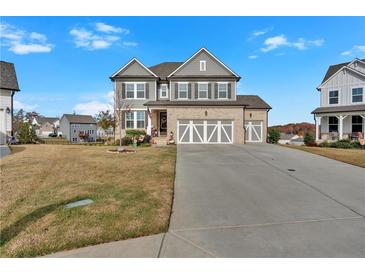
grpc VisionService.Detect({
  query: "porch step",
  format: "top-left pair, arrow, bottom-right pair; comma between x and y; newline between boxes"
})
152,137 -> 168,146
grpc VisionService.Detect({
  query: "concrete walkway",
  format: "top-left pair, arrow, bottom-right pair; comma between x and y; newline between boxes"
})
48,144 -> 365,257
0,145 -> 11,159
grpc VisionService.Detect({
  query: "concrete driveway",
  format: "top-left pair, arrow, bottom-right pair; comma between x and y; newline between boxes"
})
159,144 -> 365,257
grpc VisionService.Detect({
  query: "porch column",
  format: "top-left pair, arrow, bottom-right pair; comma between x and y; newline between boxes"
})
315,116 -> 322,141
147,109 -> 152,135
360,114 -> 365,135
336,115 -> 348,140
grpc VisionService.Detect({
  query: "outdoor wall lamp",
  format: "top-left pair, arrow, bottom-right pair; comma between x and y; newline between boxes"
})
6,107 -> 11,114
205,110 -> 208,116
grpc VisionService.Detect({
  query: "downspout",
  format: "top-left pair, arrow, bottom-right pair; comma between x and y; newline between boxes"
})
243,105 -> 246,144
266,109 -> 270,143
11,91 -> 14,136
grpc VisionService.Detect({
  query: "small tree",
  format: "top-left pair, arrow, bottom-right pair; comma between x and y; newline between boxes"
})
114,88 -> 133,146
13,109 -> 25,136
268,129 -> 280,144
304,133 -> 315,146
18,122 -> 37,144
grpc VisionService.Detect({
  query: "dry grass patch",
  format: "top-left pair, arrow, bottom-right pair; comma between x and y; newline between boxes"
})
0,144 -> 176,257
283,145 -> 365,168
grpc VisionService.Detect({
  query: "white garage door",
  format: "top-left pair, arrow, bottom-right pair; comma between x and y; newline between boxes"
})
177,120 -> 233,144
245,121 -> 263,142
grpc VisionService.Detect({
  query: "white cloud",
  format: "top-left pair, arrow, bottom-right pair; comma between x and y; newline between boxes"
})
73,91 -> 114,115
248,27 -> 273,40
248,55 -> 258,59
261,35 -> 324,52
13,100 -> 38,111
342,45 -> 365,56
95,22 -> 129,34
70,22 -> 134,50
261,35 -> 289,52
0,22 -> 53,55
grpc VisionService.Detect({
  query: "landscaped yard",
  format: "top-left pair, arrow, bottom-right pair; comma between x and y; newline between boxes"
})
283,145 -> 365,168
0,144 -> 176,257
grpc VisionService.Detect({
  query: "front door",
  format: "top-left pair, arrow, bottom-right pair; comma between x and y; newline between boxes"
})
160,112 -> 167,135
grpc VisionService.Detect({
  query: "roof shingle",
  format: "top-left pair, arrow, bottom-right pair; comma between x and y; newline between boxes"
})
311,104 -> 365,114
148,62 -> 183,80
0,61 -> 20,91
321,59 -> 365,84
62,114 -> 97,124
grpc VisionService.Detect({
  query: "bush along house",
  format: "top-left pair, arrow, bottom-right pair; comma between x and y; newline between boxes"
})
312,58 -> 365,143
110,48 -> 271,144
59,114 -> 97,143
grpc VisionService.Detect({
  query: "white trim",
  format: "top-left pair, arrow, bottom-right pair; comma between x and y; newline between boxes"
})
351,86 -> 364,104
111,58 -> 158,78
167,48 -> 240,78
124,82 -> 146,100
328,89 -> 339,105
177,82 -> 189,100
318,64 -> 365,89
125,110 -> 146,129
348,58 -> 365,68
159,83 -> 169,99
199,60 -> 206,71
244,121 -> 263,143
197,82 -> 209,99
217,82 -> 228,99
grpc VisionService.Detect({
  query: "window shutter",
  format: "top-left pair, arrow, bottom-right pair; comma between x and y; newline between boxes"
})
214,83 -> 218,99
175,83 -> 178,99
121,111 -> 125,129
195,83 -> 198,99
208,83 -> 212,98
228,83 -> 232,99
145,83 -> 149,99
188,83 -> 192,99
145,111 -> 148,129
122,83 -> 126,99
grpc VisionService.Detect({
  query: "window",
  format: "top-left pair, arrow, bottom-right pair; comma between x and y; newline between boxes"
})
136,111 -> 145,128
218,83 -> 228,99
329,90 -> 339,104
125,111 -> 145,129
328,116 -> 338,132
136,83 -> 145,98
126,112 -> 134,128
352,88 -> 363,103
352,116 -> 363,133
160,84 -> 168,98
178,83 -> 188,99
125,83 -> 145,99
198,83 -> 208,99
126,83 -> 135,98
200,60 -> 206,71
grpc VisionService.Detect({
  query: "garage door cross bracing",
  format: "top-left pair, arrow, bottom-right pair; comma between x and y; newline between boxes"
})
177,120 -> 234,144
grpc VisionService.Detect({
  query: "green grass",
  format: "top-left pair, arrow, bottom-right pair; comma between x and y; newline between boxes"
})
0,144 -> 176,257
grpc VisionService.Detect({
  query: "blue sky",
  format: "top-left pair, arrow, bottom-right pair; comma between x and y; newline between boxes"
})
1,16 -> 364,125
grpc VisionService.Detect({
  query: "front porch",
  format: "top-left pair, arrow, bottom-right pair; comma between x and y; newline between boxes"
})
315,111 -> 365,142
147,108 -> 168,138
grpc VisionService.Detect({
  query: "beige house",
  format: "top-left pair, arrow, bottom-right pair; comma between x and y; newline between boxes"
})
110,48 -> 271,144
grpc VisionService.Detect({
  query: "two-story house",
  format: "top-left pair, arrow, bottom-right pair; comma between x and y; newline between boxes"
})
32,116 -> 60,137
60,114 -> 97,143
110,48 -> 271,144
312,58 -> 365,142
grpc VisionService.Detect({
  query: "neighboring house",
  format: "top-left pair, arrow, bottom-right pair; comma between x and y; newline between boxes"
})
110,48 -> 271,144
278,133 -> 301,144
97,126 -> 114,139
312,58 -> 365,141
0,61 -> 20,145
32,116 -> 60,137
59,114 -> 97,143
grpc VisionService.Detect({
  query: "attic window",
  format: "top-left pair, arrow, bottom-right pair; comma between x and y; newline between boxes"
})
200,60 -> 206,71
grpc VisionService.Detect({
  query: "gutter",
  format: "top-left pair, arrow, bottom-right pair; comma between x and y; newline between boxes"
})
243,105 -> 246,144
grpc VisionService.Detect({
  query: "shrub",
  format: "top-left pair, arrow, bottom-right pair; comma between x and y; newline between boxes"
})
126,129 -> 146,138
139,143 -> 151,147
304,133 -> 316,146
268,129 -> 280,144
332,139 -> 353,149
121,136 -> 133,146
18,122 -> 38,144
319,141 -> 331,147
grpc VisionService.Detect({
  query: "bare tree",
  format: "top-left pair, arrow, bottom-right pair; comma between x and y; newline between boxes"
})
114,87 -> 132,146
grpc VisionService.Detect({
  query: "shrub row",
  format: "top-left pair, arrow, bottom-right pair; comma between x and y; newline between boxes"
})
319,139 -> 364,149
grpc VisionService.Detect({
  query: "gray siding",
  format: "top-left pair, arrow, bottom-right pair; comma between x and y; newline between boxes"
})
115,79 -> 156,109
59,116 -> 70,140
169,79 -> 236,101
59,117 -> 96,143
173,51 -> 234,76
115,60 -> 154,77
320,69 -> 365,107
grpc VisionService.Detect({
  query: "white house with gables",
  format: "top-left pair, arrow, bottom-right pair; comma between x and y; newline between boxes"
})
312,58 -> 365,142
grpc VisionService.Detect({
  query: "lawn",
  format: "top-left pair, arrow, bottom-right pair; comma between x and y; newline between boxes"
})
0,144 -> 176,257
283,145 -> 365,168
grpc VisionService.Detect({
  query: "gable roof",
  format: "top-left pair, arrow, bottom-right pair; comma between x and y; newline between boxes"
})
320,58 -> 365,84
149,62 -> 183,80
110,58 -> 158,79
62,114 -> 97,124
0,61 -> 20,91
35,117 -> 59,125
167,48 -> 240,79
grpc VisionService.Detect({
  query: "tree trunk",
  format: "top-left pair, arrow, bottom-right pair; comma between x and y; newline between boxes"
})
119,111 -> 122,146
